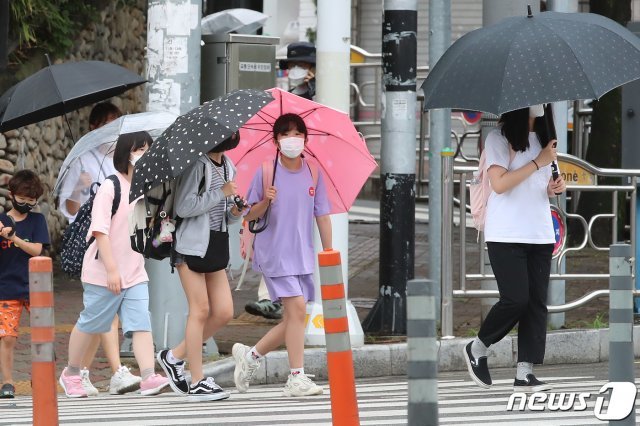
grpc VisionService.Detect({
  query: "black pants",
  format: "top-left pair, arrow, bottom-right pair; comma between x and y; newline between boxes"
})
478,242 -> 554,364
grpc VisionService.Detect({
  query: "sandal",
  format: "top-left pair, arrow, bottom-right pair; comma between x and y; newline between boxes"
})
0,383 -> 15,398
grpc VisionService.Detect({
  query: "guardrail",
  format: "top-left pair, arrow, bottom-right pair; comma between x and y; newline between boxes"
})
440,152 -> 640,337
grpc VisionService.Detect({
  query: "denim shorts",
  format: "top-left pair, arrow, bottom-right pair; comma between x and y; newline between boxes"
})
76,282 -> 151,335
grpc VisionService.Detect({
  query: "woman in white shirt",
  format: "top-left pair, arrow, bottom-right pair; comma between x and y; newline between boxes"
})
463,105 -> 566,393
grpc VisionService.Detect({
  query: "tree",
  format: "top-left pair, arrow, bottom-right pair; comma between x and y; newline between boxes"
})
577,0 -> 632,243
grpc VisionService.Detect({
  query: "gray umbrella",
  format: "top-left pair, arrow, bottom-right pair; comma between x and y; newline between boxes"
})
421,9 -> 640,115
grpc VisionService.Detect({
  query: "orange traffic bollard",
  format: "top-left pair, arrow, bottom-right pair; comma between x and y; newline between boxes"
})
29,257 -> 59,426
318,250 -> 360,426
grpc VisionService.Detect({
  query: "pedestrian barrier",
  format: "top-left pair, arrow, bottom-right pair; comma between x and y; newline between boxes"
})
607,244 -> 636,426
29,256 -> 59,426
318,250 -> 360,426
442,153 -> 640,337
407,279 -> 438,426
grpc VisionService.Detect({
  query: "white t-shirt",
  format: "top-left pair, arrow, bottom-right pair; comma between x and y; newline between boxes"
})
59,150 -> 117,223
483,128 -> 555,244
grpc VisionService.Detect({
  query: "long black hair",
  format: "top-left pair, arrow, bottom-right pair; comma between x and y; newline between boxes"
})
498,107 -> 550,152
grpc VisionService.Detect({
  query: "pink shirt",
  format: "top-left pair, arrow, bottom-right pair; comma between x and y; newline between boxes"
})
81,172 -> 148,288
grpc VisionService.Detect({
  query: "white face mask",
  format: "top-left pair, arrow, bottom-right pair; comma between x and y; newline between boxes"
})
279,136 -> 305,159
529,104 -> 545,118
130,154 -> 142,166
288,66 -> 308,87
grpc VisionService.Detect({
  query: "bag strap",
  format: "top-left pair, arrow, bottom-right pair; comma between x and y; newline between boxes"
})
106,175 -> 121,218
306,160 -> 319,188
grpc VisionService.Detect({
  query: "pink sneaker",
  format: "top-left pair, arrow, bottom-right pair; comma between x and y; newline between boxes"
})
59,368 -> 88,398
140,373 -> 169,396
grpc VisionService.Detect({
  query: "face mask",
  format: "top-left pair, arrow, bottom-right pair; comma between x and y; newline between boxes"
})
130,154 -> 142,166
288,66 -> 308,87
529,104 -> 545,118
12,196 -> 35,214
279,136 -> 305,159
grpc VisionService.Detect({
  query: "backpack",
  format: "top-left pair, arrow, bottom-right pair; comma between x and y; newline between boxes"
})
61,175 -> 121,278
129,163 -> 207,262
235,159 -> 319,290
469,145 -> 515,232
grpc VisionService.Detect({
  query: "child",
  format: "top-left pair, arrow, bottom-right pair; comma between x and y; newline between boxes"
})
59,131 -> 169,398
0,170 -> 50,398
157,133 -> 243,402
232,113 -> 332,397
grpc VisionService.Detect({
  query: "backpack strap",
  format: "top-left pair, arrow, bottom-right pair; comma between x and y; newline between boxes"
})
106,175 -> 121,218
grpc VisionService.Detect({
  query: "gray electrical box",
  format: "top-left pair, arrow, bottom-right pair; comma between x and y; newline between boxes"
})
201,33 -> 279,103
622,22 -> 640,169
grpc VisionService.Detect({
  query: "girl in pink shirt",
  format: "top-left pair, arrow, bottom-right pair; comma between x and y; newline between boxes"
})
59,132 -> 169,398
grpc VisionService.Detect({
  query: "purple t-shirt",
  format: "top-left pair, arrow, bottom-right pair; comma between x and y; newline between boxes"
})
246,159 -> 330,277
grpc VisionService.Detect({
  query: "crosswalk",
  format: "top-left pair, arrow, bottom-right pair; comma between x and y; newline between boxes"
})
2,375 -> 638,425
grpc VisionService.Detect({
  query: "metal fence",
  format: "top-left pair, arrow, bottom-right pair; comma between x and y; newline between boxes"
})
440,152 -> 640,337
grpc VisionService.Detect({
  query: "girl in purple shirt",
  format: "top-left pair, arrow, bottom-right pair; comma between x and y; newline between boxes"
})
232,113 -> 332,397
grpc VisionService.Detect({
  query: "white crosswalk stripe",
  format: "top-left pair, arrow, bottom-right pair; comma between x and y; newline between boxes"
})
2,375 -> 638,425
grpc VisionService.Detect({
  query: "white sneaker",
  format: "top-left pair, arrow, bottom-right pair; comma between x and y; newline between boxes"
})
80,368 -> 99,396
232,343 -> 261,393
109,365 -> 142,395
283,373 -> 323,397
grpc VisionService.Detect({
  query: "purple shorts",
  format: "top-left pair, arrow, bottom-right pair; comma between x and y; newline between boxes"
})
263,274 -> 315,303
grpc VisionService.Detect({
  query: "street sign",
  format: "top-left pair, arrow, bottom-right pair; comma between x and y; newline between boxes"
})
558,160 -> 596,186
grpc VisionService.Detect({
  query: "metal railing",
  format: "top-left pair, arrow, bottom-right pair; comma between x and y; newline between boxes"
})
440,152 -> 640,337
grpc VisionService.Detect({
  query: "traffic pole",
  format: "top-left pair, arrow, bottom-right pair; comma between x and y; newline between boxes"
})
318,250 -> 360,426
363,0 -> 418,335
407,278 -> 438,426
607,244 -> 636,426
29,256 -> 58,426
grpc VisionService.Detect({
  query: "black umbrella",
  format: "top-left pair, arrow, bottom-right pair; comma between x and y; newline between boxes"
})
0,59 -> 146,133
129,88 -> 274,201
421,9 -> 640,115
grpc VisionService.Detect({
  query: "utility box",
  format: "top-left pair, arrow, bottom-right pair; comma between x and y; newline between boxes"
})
201,33 -> 279,103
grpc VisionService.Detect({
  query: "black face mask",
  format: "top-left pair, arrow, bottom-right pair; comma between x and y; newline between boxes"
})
12,196 -> 35,214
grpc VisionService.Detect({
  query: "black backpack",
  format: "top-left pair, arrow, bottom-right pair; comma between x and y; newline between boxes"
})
61,175 -> 121,277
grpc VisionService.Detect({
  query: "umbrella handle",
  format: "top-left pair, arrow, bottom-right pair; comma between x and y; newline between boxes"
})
248,206 -> 270,233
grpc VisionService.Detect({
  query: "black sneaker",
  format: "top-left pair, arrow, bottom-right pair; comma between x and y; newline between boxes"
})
156,350 -> 189,395
513,374 -> 552,392
188,377 -> 230,402
463,342 -> 492,389
0,383 -> 15,398
245,299 -> 283,320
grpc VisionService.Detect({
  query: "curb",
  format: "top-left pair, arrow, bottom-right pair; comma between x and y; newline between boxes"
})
203,326 -> 640,388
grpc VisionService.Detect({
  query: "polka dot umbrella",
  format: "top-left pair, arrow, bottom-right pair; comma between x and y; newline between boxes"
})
129,88 -> 274,201
421,9 -> 640,115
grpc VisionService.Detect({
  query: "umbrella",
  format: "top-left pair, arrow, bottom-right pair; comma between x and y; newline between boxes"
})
0,60 -> 146,133
129,89 -> 274,201
226,87 -> 378,215
421,9 -> 640,115
53,111 -> 178,198
201,8 -> 269,35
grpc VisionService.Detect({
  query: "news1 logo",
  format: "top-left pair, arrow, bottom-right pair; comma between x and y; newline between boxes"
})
506,382 -> 637,421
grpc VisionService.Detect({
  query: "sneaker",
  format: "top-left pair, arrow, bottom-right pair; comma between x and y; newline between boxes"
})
245,299 -> 283,320
80,368 -> 99,397
109,365 -> 142,395
463,342 -> 492,389
140,373 -> 169,396
283,373 -> 323,397
59,368 -> 88,398
0,383 -> 15,398
156,350 -> 189,394
232,343 -> 261,393
513,374 -> 552,392
187,377 -> 230,402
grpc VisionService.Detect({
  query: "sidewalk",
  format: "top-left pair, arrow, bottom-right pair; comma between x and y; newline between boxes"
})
9,202 -> 613,395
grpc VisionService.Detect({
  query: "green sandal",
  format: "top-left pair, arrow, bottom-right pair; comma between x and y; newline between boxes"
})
0,383 -> 15,398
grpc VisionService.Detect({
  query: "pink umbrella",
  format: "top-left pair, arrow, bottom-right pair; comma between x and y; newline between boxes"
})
227,88 -> 378,214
